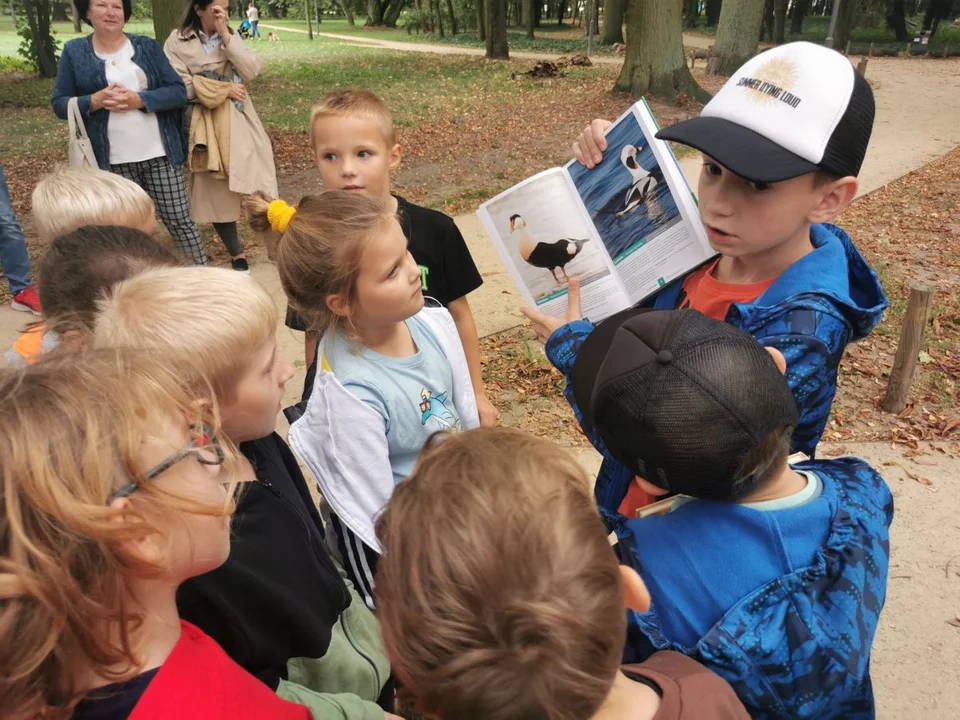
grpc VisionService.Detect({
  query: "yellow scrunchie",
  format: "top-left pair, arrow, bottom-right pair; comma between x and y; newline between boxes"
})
267,199 -> 297,234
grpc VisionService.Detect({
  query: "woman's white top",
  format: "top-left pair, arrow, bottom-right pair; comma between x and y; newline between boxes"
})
95,39 -> 166,165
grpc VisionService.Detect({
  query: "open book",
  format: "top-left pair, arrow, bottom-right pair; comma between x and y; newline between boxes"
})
477,99 -> 715,323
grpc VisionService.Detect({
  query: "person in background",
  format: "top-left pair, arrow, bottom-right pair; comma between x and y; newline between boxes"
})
165,0 -> 278,273
52,0 -> 209,265
0,162 -> 41,315
247,2 -> 262,40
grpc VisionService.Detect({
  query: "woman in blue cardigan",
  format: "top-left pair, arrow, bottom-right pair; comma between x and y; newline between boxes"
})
52,0 -> 207,265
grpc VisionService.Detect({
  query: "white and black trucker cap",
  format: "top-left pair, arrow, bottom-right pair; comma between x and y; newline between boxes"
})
656,42 -> 875,184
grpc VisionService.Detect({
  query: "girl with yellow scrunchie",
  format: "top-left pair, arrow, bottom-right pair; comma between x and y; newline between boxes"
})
244,190 -> 480,606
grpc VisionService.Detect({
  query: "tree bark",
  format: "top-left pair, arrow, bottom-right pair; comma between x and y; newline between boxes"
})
705,0 -> 722,26
434,0 -> 445,35
601,0 -> 625,44
556,0 -> 565,24
52,1 -> 68,21
772,0 -> 786,43
790,0 -> 809,35
760,0 -> 773,41
682,0 -> 699,28
306,0 -> 314,37
486,0 -> 509,58
339,0 -> 355,24
22,0 -> 58,78
708,0 -> 765,76
152,0 -> 184,45
616,0 -> 710,103
525,0 -> 535,36
477,0 -> 486,38
385,0 -> 406,26
832,0 -> 857,51
444,0 -> 457,32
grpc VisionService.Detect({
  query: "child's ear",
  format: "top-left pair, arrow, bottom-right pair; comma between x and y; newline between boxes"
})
326,292 -> 350,318
109,496 -> 164,565
764,346 -> 787,375
389,143 -> 403,172
808,176 -> 858,225
620,565 -> 651,612
59,329 -> 88,353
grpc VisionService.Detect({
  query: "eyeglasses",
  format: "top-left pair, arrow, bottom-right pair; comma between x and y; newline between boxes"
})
109,424 -> 225,502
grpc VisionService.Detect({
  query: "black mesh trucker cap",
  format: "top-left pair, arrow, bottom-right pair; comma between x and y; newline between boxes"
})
572,309 -> 799,499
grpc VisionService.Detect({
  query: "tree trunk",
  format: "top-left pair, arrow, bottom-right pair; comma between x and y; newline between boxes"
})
306,0 -> 314,37
316,0 -> 322,24
887,0 -> 906,40
790,0 -> 809,35
525,0 -> 535,36
708,0 -> 765,76
477,0 -> 486,38
385,0 -> 406,26
832,0 -> 857,51
486,0 -> 509,58
760,0 -> 772,41
23,0 -> 58,78
72,1 -> 82,31
557,0 -> 565,24
152,0 -> 184,45
705,0 -> 722,26
339,0 -> 355,24
367,0 -> 389,24
682,0 -> 699,28
616,0 -> 711,103
772,0 -> 786,43
435,0 -> 445,35
584,0 -> 598,34
443,0 -> 457,32
601,0 -> 625,43
52,1 -> 68,21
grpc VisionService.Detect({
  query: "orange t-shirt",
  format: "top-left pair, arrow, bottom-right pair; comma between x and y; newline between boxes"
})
678,259 -> 777,321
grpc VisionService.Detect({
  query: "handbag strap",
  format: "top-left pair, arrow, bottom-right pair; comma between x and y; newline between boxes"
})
67,96 -> 90,142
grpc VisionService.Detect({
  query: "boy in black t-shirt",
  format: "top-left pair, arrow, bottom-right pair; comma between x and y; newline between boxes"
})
286,89 -> 497,425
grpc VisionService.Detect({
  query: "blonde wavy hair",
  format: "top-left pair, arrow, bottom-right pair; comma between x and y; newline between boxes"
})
0,348 -> 237,719
309,88 -> 397,148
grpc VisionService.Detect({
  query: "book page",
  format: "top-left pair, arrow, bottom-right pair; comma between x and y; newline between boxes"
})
477,168 -> 630,323
566,102 -> 715,306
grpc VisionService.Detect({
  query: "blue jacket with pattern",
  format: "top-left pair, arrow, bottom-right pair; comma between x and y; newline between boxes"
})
544,223 -> 888,515
604,458 -> 893,719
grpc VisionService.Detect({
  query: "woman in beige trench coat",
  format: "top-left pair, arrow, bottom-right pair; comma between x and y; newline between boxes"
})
164,0 -> 278,272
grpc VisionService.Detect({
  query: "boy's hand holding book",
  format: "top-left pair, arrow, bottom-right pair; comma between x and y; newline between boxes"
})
522,277 -> 583,343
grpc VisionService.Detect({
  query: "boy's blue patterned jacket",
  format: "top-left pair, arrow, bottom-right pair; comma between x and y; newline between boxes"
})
605,458 -> 893,719
544,223 -> 888,515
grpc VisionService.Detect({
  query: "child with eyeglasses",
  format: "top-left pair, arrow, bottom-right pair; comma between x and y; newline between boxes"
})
94,266 -> 400,720
0,348 -> 311,719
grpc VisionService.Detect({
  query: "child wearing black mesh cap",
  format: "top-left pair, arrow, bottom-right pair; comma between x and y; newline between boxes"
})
568,307 -> 893,720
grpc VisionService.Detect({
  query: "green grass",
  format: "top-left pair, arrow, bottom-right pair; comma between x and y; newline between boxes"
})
689,13 -> 960,50
264,17 -> 615,55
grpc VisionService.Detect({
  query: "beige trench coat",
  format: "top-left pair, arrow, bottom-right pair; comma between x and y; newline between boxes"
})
164,27 -> 278,223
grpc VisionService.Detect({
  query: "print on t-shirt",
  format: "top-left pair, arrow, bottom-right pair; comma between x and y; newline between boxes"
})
419,388 -> 460,430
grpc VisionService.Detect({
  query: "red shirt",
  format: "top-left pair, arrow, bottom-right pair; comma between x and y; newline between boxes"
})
678,259 -> 777,321
130,621 -> 311,719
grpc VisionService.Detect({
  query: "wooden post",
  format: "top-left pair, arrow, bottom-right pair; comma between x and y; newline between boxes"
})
881,282 -> 936,414
856,56 -> 868,76
869,42 -> 874,57
844,39 -> 851,55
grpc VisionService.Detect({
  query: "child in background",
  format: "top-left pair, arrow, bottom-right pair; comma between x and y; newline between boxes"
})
95,266 -> 399,720
532,42 -> 887,516
247,190 -> 479,607
375,428 -> 749,720
565,307 -> 893,718
4,225 -> 179,368
0,348 -> 310,720
31,166 -> 158,242
286,89 -> 497,427
4,168 -> 163,368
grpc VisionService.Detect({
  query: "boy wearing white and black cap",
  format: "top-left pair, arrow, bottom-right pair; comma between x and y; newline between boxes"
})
526,42 -> 888,520
572,306 -> 893,719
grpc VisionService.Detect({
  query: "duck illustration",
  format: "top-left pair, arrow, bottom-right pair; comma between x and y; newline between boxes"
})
510,214 -> 590,285
419,389 -> 460,430
616,144 -> 662,218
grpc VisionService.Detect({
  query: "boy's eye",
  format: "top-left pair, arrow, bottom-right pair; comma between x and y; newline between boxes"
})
748,180 -> 772,192
702,162 -> 722,177
358,150 -> 372,158
387,265 -> 399,279
322,153 -> 337,162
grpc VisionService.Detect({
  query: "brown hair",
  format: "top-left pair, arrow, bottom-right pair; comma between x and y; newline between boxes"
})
729,425 -> 794,500
244,190 -> 395,335
0,349 -> 236,719
38,226 -> 181,337
309,88 -> 396,148
375,428 -> 625,720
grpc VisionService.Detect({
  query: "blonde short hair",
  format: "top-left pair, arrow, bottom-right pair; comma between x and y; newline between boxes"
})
309,88 -> 397,148
31,167 -> 154,242
93,267 -> 277,401
375,428 -> 626,720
